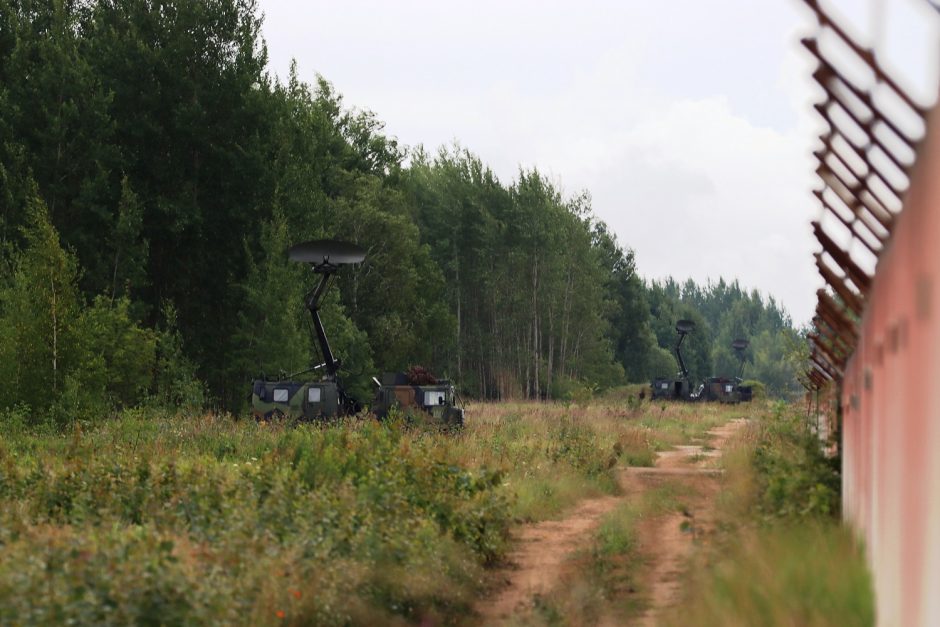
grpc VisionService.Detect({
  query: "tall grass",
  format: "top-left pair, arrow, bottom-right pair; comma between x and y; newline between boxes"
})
668,522 -> 873,627
0,396 -> 706,625
663,402 -> 874,627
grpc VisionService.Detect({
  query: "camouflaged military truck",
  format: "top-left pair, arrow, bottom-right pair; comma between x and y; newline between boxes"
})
371,370 -> 464,426
699,377 -> 738,403
251,379 -> 342,420
651,377 -> 674,400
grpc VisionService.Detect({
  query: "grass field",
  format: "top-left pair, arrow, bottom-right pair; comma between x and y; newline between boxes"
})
0,397 -> 871,625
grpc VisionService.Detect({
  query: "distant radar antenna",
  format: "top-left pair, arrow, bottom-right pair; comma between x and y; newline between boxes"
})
674,319 -> 695,381
731,338 -> 749,379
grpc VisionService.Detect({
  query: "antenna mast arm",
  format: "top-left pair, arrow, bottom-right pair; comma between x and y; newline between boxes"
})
305,271 -> 340,378
675,333 -> 690,379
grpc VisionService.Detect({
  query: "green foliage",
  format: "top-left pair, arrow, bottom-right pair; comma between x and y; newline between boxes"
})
551,376 -> 605,409
752,403 -> 840,519
544,419 -> 614,476
405,150 -> 628,399
0,417 -> 509,624
331,173 -> 454,375
739,378 -> 766,400
152,303 -> 205,409
0,201 -> 201,423
0,0 -> 805,410
63,295 -> 157,417
231,211 -> 317,382
0,198 -> 83,419
593,222 -> 658,382
595,502 -> 639,557
748,328 -> 805,399
0,412 -> 517,624
647,345 -> 678,379
0,395 -> 754,624
665,403 -> 871,627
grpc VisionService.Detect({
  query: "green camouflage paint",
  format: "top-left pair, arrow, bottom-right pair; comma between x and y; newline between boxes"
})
251,380 -> 340,421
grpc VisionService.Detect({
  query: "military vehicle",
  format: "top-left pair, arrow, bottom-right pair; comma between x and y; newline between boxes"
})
696,339 -> 753,403
650,377 -> 674,400
699,376 -> 738,402
650,324 -> 753,404
372,368 -> 464,426
250,239 -> 464,425
651,319 -> 699,401
250,240 -> 365,421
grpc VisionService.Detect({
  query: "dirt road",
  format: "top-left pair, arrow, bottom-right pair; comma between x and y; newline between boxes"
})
476,418 -> 747,625
627,419 -> 746,626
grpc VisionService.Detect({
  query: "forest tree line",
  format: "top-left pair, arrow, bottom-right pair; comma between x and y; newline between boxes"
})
0,0 -> 804,421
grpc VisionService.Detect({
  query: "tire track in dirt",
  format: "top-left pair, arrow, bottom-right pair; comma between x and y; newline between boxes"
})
475,418 -> 747,625
476,494 -> 621,622
619,418 -> 747,627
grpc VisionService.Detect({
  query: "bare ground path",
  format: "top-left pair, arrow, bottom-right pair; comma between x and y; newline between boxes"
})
474,418 -> 747,625
476,495 -> 622,622
627,418 -> 746,627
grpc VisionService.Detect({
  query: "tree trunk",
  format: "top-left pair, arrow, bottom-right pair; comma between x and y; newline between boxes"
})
547,306 -> 555,399
50,275 -> 58,394
532,255 -> 539,400
560,264 -> 573,374
455,241 -> 462,385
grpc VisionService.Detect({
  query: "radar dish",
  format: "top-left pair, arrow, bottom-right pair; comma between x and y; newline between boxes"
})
676,319 -> 696,334
289,240 -> 366,266
732,338 -> 749,351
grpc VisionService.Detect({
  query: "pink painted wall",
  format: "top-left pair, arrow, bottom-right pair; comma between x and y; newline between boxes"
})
841,103 -> 940,626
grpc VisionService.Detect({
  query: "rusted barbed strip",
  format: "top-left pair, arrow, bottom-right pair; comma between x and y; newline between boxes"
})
802,0 -> 928,389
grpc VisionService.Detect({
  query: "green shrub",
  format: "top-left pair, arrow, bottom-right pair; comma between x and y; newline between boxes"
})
0,203 -> 201,424
739,379 -> 766,401
752,403 -> 840,519
0,413 -> 512,624
0,199 -> 83,420
151,302 -> 205,409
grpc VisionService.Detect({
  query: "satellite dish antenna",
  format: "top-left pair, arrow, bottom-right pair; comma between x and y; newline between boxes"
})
676,319 -> 696,334
731,338 -> 749,351
289,239 -> 366,267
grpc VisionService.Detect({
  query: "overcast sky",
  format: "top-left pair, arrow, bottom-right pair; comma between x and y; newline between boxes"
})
256,0 -> 939,326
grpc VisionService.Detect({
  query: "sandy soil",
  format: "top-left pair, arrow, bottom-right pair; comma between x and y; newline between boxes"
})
475,418 -> 747,625
629,418 -> 746,626
476,494 -> 622,621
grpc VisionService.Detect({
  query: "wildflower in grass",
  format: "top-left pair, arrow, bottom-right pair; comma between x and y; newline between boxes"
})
290,589 -> 301,599
276,610 -> 285,619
